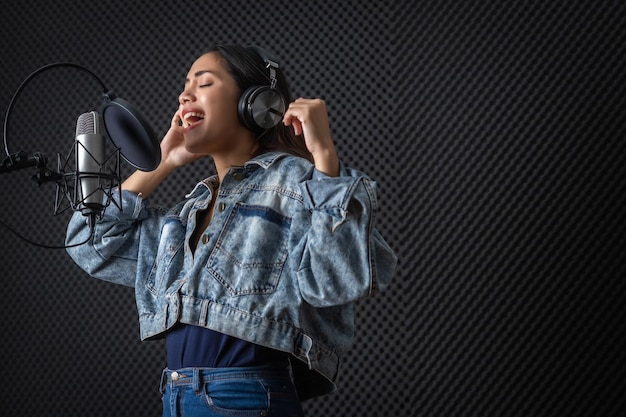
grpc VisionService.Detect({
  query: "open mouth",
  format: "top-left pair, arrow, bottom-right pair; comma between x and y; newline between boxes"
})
182,111 -> 205,128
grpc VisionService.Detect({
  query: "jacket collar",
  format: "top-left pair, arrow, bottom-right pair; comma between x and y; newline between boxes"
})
185,151 -> 290,198
244,151 -> 289,169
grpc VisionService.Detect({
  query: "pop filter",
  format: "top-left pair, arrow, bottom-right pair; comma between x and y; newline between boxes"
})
100,92 -> 161,171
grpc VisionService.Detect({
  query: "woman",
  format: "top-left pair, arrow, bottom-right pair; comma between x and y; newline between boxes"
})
66,44 -> 397,417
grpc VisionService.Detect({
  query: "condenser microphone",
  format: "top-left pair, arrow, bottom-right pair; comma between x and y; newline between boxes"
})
75,111 -> 106,228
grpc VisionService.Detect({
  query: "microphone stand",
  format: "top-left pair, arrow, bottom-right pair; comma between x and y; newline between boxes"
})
0,151 -> 63,185
1,147 -> 123,229
0,149 -> 119,249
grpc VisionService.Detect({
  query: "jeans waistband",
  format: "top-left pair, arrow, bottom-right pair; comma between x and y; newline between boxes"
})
159,364 -> 291,394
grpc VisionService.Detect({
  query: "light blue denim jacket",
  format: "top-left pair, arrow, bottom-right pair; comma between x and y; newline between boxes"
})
66,151 -> 397,400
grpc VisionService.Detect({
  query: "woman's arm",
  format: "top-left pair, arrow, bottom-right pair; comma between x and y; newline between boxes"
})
295,165 -> 397,307
283,99 -> 397,306
65,111 -> 197,284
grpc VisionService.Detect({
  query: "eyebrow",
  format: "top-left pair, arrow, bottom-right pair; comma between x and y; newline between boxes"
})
185,69 -> 219,83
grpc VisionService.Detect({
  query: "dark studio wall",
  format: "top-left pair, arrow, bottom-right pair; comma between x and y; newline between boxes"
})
1,1 -> 624,416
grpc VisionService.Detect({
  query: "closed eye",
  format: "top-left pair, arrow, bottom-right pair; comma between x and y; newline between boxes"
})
200,83 -> 213,88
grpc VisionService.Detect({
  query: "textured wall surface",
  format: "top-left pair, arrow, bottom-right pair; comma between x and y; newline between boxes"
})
1,1 -> 624,416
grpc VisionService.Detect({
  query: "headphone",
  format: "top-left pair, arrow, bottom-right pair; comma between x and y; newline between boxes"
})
237,46 -> 286,133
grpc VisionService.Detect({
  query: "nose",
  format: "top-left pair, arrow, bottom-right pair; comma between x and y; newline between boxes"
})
179,87 -> 194,104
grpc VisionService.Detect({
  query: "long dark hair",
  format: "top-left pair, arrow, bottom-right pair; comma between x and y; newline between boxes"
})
205,44 -> 313,163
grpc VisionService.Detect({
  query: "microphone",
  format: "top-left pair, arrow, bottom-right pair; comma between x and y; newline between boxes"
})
0,62 -> 160,248
75,111 -> 106,229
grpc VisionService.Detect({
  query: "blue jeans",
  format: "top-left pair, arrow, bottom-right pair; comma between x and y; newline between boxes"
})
160,365 -> 305,417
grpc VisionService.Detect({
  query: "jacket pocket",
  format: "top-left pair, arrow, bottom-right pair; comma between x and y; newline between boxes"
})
207,203 -> 291,296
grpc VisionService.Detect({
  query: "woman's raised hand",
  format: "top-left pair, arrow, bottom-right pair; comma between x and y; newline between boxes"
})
283,98 -> 339,177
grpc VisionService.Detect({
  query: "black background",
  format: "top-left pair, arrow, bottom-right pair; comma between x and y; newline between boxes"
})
1,1 -> 624,416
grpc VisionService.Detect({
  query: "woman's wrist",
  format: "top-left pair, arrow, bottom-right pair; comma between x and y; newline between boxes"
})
312,148 -> 340,177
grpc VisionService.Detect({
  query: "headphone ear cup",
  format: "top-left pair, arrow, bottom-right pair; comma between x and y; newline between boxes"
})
238,85 -> 286,132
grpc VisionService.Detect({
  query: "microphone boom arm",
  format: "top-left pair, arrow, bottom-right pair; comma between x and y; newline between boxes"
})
0,151 -> 64,186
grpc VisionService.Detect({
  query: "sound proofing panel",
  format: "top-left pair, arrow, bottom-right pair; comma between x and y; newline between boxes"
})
1,1 -> 624,416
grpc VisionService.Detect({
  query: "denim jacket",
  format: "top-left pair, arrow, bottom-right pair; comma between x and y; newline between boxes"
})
66,151 -> 397,400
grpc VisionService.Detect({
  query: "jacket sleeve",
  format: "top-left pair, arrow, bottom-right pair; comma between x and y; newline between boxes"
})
295,163 -> 398,307
65,189 -> 163,287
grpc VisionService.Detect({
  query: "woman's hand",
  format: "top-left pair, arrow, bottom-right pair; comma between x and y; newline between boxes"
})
283,98 -> 339,177
160,110 -> 206,169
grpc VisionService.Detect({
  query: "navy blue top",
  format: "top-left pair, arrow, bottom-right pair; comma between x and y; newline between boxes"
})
166,324 -> 288,369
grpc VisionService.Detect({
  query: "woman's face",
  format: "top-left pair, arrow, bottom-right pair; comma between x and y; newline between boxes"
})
178,52 -> 252,155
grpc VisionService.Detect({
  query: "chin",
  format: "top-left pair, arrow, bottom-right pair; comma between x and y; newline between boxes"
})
184,141 -> 209,155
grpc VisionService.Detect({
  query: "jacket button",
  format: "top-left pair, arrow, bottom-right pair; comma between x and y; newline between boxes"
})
232,172 -> 245,181
218,202 -> 226,212
201,234 -> 209,244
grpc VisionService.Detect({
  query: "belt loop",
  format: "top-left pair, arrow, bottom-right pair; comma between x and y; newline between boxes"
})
159,368 -> 168,395
192,368 -> 201,393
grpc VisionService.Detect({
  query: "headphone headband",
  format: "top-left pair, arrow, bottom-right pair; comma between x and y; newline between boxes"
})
249,46 -> 279,88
